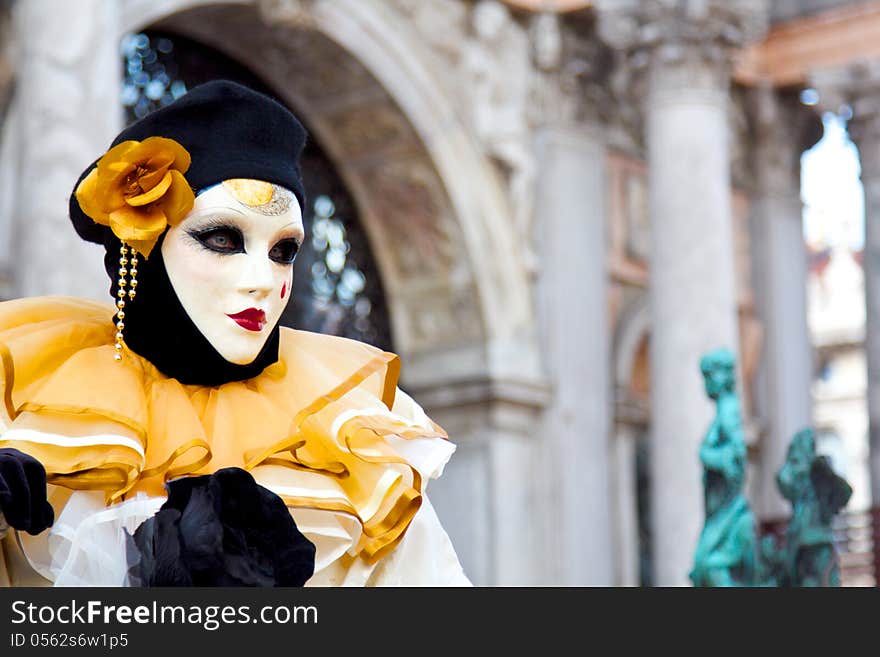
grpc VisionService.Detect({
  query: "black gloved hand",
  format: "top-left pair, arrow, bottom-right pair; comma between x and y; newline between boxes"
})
127,467 -> 316,587
0,448 -> 54,535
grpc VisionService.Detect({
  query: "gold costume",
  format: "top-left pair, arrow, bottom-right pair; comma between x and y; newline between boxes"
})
0,296 -> 468,586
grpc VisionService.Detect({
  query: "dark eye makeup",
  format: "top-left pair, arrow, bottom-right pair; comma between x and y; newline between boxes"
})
187,219 -> 301,264
187,224 -> 245,254
269,239 -> 299,264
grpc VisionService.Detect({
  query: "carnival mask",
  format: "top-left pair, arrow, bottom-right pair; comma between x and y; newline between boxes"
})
162,179 -> 304,365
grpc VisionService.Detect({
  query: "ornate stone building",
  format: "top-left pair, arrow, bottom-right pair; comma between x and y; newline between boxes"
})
0,0 -> 878,585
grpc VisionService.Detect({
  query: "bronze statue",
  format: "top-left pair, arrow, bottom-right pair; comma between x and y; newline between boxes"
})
769,428 -> 852,586
690,348 -> 759,586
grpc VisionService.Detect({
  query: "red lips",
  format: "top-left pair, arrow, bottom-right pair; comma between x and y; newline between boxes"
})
226,308 -> 267,332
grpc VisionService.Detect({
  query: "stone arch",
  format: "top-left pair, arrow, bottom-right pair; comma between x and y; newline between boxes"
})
118,0 -> 541,389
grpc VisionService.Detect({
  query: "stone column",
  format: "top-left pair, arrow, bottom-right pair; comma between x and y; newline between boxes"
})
610,421 -> 641,586
813,62 -> 880,506
747,85 -> 818,519
414,378 -> 549,585
524,12 -> 616,585
0,3 -> 14,297
10,0 -> 121,299
598,0 -> 768,586
533,123 -> 615,585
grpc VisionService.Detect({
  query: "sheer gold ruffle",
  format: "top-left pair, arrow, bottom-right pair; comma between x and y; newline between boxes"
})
0,296 -> 447,563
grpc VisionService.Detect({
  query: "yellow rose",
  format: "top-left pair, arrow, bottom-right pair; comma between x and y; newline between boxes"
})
75,137 -> 195,258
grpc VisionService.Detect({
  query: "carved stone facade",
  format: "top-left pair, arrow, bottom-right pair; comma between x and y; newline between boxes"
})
2,0 -> 867,585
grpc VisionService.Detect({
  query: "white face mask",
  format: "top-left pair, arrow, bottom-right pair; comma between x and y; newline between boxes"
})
162,180 -> 304,365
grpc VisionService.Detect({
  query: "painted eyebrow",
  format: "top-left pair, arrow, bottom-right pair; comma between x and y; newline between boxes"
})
185,210 -> 304,243
277,222 -> 306,241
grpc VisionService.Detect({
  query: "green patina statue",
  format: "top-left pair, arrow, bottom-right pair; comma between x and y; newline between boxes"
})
690,348 -> 759,586
765,428 -> 853,587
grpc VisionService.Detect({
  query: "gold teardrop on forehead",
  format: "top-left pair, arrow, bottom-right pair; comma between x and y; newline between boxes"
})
223,179 -> 275,207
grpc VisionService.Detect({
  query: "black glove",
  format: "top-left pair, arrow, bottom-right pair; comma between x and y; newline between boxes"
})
127,467 -> 316,587
0,448 -> 54,535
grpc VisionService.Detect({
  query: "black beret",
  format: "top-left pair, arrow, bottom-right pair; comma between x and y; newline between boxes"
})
69,80 -> 308,247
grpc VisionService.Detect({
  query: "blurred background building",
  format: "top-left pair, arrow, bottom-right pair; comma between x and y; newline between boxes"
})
0,0 -> 878,586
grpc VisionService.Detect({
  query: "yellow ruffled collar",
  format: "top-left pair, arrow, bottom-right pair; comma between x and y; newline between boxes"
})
0,296 -> 448,563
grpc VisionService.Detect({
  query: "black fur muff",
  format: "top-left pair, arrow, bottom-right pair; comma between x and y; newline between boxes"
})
0,448 -> 54,535
127,467 -> 316,586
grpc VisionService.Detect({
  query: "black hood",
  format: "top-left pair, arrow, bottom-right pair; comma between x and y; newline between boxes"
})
112,230 -> 280,387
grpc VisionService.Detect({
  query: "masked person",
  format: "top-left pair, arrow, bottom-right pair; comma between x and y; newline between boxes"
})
0,80 -> 470,587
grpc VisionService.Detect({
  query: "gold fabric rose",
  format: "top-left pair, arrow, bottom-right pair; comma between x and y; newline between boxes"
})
75,137 -> 195,258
